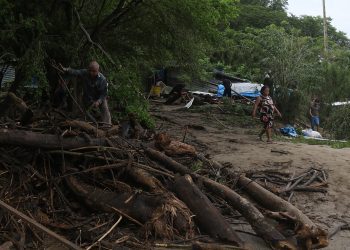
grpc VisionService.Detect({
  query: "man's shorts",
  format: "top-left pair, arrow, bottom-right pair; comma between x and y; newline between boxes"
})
311,116 -> 320,127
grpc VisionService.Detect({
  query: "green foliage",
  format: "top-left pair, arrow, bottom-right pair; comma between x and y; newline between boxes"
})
191,160 -> 203,172
325,106 -> 350,140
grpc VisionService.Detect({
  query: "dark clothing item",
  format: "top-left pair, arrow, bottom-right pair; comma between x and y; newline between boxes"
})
222,79 -> 232,97
66,69 -> 108,106
310,102 -> 320,116
65,68 -> 111,124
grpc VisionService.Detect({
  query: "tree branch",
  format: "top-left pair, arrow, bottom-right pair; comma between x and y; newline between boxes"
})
72,7 -> 116,67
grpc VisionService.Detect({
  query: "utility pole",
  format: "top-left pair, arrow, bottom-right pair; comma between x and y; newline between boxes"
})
322,0 -> 328,56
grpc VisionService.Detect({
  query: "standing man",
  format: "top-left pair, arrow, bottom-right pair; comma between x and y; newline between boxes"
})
61,61 -> 112,124
310,98 -> 321,131
222,79 -> 232,98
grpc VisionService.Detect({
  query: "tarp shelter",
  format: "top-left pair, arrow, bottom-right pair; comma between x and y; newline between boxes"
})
0,65 -> 15,87
231,82 -> 263,98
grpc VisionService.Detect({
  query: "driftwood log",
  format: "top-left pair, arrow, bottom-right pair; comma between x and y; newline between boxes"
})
173,175 -> 245,248
60,120 -> 119,138
238,176 -> 328,249
146,148 -> 295,249
197,154 -> 329,249
65,174 -> 194,239
0,129 -> 107,149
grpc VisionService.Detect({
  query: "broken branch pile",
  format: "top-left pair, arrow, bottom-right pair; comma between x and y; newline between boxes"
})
0,108 -> 329,249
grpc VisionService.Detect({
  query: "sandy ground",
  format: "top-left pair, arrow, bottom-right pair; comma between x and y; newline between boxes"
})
152,104 -> 350,250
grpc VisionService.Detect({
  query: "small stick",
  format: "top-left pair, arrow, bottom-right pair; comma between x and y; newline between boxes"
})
281,174 -> 307,193
109,206 -> 143,226
328,223 -> 350,238
286,171 -> 296,190
301,170 -> 318,187
212,114 -> 229,129
86,215 -> 122,250
0,199 -> 82,250
182,125 -> 188,143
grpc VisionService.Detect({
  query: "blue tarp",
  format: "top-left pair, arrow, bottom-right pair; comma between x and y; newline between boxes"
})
239,91 -> 261,98
280,126 -> 298,137
217,84 -> 225,97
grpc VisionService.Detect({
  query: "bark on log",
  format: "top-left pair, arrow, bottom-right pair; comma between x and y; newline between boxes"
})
0,92 -> 33,125
65,175 -> 194,239
238,176 -> 328,249
173,175 -> 245,248
0,129 -> 107,149
144,147 -> 192,175
154,132 -> 196,156
148,149 -> 298,249
202,177 -> 296,250
61,120 -> 119,138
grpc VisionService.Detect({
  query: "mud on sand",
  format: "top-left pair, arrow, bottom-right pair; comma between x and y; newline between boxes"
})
152,104 -> 350,250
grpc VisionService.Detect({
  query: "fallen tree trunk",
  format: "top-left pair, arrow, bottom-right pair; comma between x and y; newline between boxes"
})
197,154 -> 328,249
0,129 -> 107,149
144,147 -> 192,175
173,175 -> 245,248
238,176 -> 328,249
65,174 -> 194,239
146,148 -> 294,249
202,177 -> 296,250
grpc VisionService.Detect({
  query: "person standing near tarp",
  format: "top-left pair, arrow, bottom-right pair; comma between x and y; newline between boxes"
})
263,71 -> 274,98
60,61 -> 112,124
310,97 -> 321,131
223,79 -> 232,98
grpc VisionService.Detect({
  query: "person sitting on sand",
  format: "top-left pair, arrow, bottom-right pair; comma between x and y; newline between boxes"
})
252,85 -> 282,143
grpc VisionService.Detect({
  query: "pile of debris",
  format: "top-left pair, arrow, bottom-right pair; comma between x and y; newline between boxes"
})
0,95 -> 329,250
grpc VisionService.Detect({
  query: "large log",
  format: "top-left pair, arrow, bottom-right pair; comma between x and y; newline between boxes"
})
0,129 -> 107,149
238,176 -> 328,249
146,148 -> 294,249
197,155 -> 328,249
202,177 -> 296,250
65,175 -> 194,239
173,175 -> 245,248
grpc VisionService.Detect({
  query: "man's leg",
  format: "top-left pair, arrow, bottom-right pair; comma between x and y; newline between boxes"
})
100,99 -> 112,124
315,116 -> 320,132
311,117 -> 316,131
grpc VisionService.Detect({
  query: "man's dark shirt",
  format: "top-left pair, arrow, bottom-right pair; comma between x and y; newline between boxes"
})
66,69 -> 108,105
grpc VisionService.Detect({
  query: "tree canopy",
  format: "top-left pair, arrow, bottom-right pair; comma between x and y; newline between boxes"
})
1,0 -> 350,137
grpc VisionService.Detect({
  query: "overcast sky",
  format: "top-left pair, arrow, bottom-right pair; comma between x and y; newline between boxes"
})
287,0 -> 350,37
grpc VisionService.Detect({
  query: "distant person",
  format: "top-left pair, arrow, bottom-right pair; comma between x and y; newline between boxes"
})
222,79 -> 232,98
252,85 -> 282,143
310,98 -> 321,131
60,61 -> 112,124
263,71 -> 274,98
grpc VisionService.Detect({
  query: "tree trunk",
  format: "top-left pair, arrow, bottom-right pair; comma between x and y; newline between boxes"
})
65,175 -> 194,240
147,149 -> 297,249
0,129 -> 107,149
237,176 -> 328,249
173,175 -> 245,248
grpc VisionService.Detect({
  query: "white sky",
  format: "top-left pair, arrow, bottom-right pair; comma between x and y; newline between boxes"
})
287,0 -> 350,37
